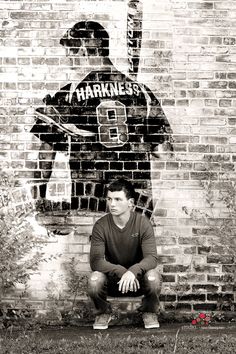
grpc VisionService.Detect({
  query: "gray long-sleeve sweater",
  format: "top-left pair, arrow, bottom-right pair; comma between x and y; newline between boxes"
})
90,211 -> 158,278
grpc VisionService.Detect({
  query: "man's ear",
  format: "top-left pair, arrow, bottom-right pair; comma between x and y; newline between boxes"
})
128,198 -> 135,207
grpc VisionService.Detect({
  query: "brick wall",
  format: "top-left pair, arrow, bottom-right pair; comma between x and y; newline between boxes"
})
0,0 -> 235,321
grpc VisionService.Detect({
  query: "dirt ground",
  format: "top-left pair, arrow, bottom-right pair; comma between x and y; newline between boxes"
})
37,322 -> 236,341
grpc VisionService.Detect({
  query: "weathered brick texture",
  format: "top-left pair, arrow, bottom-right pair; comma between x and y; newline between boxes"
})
0,0 -> 235,321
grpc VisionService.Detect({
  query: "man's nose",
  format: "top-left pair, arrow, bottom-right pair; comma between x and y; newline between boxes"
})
110,199 -> 116,206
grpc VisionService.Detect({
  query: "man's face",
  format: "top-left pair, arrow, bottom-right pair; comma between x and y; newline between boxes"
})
65,45 -> 89,67
107,190 -> 133,217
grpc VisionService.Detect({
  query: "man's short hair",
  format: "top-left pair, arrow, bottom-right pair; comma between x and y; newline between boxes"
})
60,21 -> 109,57
107,178 -> 136,201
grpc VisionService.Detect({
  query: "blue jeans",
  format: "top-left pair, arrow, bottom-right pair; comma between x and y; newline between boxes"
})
87,269 -> 162,315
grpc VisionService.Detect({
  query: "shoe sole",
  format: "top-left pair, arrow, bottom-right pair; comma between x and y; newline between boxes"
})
144,323 -> 160,329
93,316 -> 111,330
93,324 -> 109,330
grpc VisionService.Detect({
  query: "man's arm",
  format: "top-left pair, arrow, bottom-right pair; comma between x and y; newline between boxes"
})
90,221 -> 127,278
140,84 -> 174,157
30,116 -> 68,197
37,141 -> 56,198
30,117 -> 67,145
128,216 -> 158,277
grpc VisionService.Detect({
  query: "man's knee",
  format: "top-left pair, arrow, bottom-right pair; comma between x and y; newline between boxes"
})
145,269 -> 162,292
88,271 -> 107,294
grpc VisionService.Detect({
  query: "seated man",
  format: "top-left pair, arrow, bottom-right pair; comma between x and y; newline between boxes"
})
88,178 -> 162,330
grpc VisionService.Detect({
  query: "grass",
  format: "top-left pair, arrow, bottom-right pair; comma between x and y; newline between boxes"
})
0,330 -> 236,354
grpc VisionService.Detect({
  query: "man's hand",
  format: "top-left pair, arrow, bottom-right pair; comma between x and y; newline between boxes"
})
132,278 -> 140,292
118,271 -> 140,294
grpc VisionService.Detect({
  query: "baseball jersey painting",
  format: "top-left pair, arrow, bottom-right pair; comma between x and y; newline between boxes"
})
31,65 -> 172,214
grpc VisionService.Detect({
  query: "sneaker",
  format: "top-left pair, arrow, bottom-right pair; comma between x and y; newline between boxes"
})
142,312 -> 160,329
93,314 -> 111,330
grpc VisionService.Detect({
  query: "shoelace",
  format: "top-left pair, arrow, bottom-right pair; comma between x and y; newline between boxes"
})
143,313 -> 157,321
96,314 -> 110,323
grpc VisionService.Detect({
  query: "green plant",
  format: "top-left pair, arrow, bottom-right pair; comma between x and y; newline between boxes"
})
182,174 -> 236,318
182,175 -> 236,254
43,258 -> 90,324
0,170 -> 50,297
65,257 -> 88,308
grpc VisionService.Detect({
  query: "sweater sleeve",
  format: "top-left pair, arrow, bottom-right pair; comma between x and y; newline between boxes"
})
30,85 -> 71,147
128,217 -> 158,277
90,221 -> 127,278
30,118 -> 67,147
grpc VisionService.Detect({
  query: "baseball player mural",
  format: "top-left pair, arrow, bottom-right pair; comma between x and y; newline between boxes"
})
31,16 -> 173,217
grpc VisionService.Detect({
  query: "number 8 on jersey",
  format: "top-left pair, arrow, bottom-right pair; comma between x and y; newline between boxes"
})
97,100 -> 128,148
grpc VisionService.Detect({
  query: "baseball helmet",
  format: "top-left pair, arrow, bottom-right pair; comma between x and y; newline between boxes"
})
60,21 -> 109,56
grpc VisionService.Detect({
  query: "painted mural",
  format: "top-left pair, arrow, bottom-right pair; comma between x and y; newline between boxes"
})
30,17 -> 173,217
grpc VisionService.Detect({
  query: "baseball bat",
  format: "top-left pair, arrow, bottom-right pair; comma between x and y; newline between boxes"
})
127,0 -> 143,80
